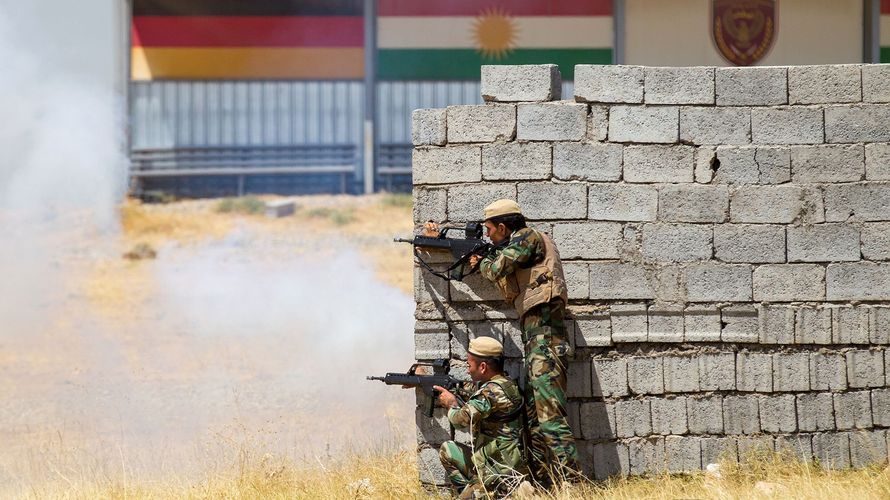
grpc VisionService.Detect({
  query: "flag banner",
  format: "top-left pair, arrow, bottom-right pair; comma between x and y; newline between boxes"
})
131,0 -> 364,80
882,0 -> 890,62
377,0 -> 613,80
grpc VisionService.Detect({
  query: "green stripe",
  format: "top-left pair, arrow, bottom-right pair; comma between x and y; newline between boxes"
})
377,48 -> 612,80
882,47 -> 890,63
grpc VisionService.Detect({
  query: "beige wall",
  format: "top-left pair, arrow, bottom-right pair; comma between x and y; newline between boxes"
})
625,0 -> 863,66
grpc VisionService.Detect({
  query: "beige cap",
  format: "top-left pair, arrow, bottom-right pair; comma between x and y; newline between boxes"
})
468,337 -> 504,358
483,199 -> 522,220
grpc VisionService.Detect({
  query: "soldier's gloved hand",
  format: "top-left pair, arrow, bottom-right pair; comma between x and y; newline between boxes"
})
422,221 -> 440,237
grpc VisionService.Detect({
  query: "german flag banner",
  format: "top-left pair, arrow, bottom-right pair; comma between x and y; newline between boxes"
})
376,0 -> 613,80
882,0 -> 890,63
131,0 -> 364,80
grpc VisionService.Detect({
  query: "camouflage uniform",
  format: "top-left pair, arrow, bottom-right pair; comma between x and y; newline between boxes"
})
479,227 -> 579,481
439,374 -> 529,498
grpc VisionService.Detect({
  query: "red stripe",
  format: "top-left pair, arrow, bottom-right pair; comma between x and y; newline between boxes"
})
883,0 -> 890,14
131,16 -> 363,47
378,0 -> 612,16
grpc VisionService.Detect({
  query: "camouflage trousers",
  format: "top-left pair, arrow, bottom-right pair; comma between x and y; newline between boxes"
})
439,441 -> 524,499
520,300 -> 580,482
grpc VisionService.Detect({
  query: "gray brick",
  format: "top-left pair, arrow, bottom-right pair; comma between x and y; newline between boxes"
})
481,64 -> 560,102
701,436 -> 738,465
754,264 -> 826,302
862,223 -> 890,260
759,304 -> 796,344
413,146 -> 481,185
566,401 -> 581,439
592,264 -> 655,300
629,356 -> 664,395
846,349 -> 885,388
611,303 -> 649,342
502,322 -> 524,358
713,146 -> 792,185
450,272 -> 503,302
715,224 -> 786,264
648,306 -> 684,343
412,108 -> 446,146
834,391 -> 873,430
716,66 -> 787,106
812,432 -> 851,469
773,352 -> 810,392
588,105 -> 608,141
575,313 -> 612,347
415,266 -> 449,304
553,222 -> 621,260
645,66 -> 715,104
737,436 -> 775,461
417,446 -> 448,485
588,183 -> 658,221
865,143 -> 890,180
592,441 -> 630,480
627,437 -> 667,475
810,352 -> 847,391
563,262 -> 589,300
699,353 -> 736,391
553,142 -> 621,181
445,183 -> 516,222
517,102 -> 586,141
580,401 -> 617,440
872,389 -> 890,427
737,352 -> 773,392
658,184 -> 729,223
824,182 -> 890,222
642,223 -> 712,263
684,306 -> 721,342
863,65 -> 890,103
850,429 -> 889,468
567,359 -> 592,398
413,187 -> 447,224
415,327 -> 450,360
695,146 -> 717,183
721,305 -> 759,343
751,107 -> 824,145
574,64 -> 644,103
517,182 -> 587,220
446,104 -> 515,143
416,407 -> 451,444
481,142 -> 551,181
759,395 -> 797,433
680,107 -> 751,145
651,396 -> 689,435
775,434 -> 813,462
797,393 -> 836,432
615,399 -> 652,437
723,395 -> 760,435
791,144 -> 865,183
788,223 -> 861,263
825,105 -> 890,143
828,263 -> 890,301
832,306 -> 870,344
592,357 -> 629,398
685,264 -> 752,303
665,436 -> 701,473
656,265 -> 684,303
608,105 -> 678,143
624,145 -> 695,183
796,306 -> 833,345
870,307 -> 890,344
664,355 -> 700,393
788,65 -> 862,104
730,185 -> 820,224
687,395 -> 724,435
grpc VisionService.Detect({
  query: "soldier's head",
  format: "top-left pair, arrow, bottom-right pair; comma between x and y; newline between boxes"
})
482,199 -> 526,244
467,336 -> 504,382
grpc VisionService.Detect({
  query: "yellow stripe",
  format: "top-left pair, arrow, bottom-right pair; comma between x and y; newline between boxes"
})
131,47 -> 364,80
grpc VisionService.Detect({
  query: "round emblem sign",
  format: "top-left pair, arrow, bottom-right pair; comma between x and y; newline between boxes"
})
712,0 -> 778,66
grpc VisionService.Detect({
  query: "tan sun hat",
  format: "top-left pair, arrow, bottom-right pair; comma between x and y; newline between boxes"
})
483,199 -> 522,220
468,337 -> 504,358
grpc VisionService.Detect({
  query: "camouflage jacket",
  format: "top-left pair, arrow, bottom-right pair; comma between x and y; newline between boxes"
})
448,374 -> 524,447
479,227 -> 545,284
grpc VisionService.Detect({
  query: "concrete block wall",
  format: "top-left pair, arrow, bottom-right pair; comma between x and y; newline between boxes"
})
410,63 -> 890,483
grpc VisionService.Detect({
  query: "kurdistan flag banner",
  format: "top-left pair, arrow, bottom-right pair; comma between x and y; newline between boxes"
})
882,0 -> 890,63
377,0 -> 613,80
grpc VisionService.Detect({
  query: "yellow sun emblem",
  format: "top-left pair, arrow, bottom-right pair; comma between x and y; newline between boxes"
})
472,7 -> 519,60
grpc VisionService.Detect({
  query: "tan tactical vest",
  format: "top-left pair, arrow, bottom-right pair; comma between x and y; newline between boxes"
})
496,230 -> 568,317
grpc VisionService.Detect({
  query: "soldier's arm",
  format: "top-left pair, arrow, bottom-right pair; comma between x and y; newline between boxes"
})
479,231 -> 541,282
447,387 -> 496,433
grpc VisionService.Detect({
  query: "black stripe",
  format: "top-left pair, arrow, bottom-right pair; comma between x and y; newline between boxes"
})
133,0 -> 363,16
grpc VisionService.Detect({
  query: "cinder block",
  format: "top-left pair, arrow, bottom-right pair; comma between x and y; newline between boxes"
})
812,432 -> 851,469
834,391 -> 873,430
862,222 -> 890,261
481,64 -> 560,102
687,395 -> 724,435
846,349 -> 885,388
796,306 -> 833,345
715,224 -> 786,264
574,64 -> 644,104
566,401 -> 581,438
788,65 -> 862,104
658,184 -> 729,223
412,108 -> 446,146
588,105 -> 609,141
615,399 -> 652,437
642,223 -> 712,263
759,394 -> 797,433
580,401 -> 617,440
416,407 -> 451,444
737,351 -> 773,392
730,185 -> 819,224
656,266 -> 684,302
775,434 -> 813,463
788,223 -> 860,264
863,65 -> 890,103
737,436 -> 775,461
699,353 -> 736,391
415,266 -> 450,304
592,441 -> 630,480
644,66 -> 715,104
695,146 -> 717,183
865,144 -> 890,181
849,429 -> 889,468
553,222 -> 621,260
680,107 -> 751,145
825,105 -> 890,143
665,436 -> 702,473
575,313 -> 612,348
753,264 -> 826,302
648,306 -> 684,343
872,389 -> 890,427
553,142 -> 621,182
810,352 -> 847,391
832,306 -> 870,344
563,262 -> 590,301
870,307 -> 890,344
418,445 -> 448,485
628,437 -> 667,475
721,305 -> 759,343
413,187 -> 447,224
790,144 -> 864,183
450,272 -> 503,302
413,146 -> 482,185
591,264 -> 656,300
773,352 -> 810,392
517,182 -> 587,220
517,102 -> 587,141
588,183 -> 658,222
701,436 -> 738,465
651,396 -> 688,435
629,356 -> 665,395
567,359 -> 592,398
824,183 -> 890,222
751,107 -> 824,145
797,393 -> 836,432
723,395 -> 760,435
713,146 -> 791,184
592,357 -> 629,398
716,66 -> 787,106
415,324 -> 450,360
415,302 -> 445,321
685,264 -> 752,303
684,305 -> 722,342
608,105 -> 679,144
446,104 -> 515,143
664,355 -> 699,393
611,303 -> 649,342
481,142 -> 551,181
445,183 -> 516,222
759,304 -> 796,344
502,322 -> 524,358
623,145 -> 695,183
827,263 -> 890,301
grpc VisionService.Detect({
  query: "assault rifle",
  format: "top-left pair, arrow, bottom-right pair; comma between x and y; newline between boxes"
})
367,359 -> 462,417
395,222 -> 500,281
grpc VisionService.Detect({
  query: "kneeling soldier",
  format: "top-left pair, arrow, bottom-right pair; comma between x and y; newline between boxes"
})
434,337 -> 529,499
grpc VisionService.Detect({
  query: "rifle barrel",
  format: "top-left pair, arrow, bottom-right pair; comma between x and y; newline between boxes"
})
366,376 -> 385,381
